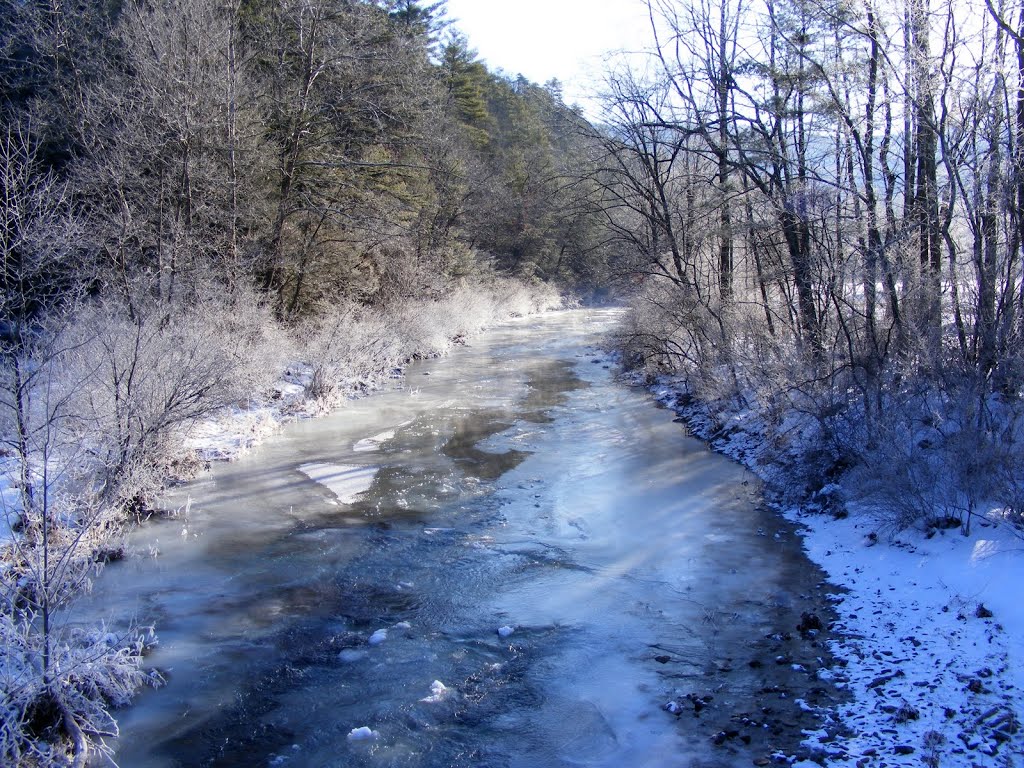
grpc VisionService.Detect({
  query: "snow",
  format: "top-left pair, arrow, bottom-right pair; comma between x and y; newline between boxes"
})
0,462 -> 19,546
788,506 -> 1024,764
296,463 -> 378,505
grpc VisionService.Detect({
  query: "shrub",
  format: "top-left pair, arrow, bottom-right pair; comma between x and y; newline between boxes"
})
63,288 -> 282,509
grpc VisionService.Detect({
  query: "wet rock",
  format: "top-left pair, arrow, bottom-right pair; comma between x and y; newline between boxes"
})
711,729 -> 739,745
685,692 -> 713,714
797,612 -> 823,637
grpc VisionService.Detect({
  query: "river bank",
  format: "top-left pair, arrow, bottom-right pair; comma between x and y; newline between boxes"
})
647,381 -> 1024,766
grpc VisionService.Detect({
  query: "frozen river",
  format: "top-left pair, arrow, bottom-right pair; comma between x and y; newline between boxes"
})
81,309 -> 837,767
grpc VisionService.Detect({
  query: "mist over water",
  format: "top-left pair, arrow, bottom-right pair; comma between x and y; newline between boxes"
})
77,309 -> 827,767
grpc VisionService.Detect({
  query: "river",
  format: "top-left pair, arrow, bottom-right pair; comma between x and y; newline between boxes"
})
80,308 -> 839,767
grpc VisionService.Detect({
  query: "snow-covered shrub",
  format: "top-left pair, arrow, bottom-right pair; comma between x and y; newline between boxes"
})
299,302 -> 405,403
0,335 -> 158,766
297,273 -> 563,406
0,607 -> 155,767
483,275 -> 563,317
841,386 -> 1022,534
63,288 -> 282,509
392,300 -> 460,360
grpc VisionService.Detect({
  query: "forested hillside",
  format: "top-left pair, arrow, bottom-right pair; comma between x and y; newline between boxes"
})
0,1 -> 610,763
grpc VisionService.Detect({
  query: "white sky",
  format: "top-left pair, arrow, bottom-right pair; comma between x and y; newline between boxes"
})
443,0 -> 655,114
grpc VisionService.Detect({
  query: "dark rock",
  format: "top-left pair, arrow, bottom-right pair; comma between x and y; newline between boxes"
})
976,604 -> 994,619
944,707 -> 957,719
895,703 -> 920,723
867,670 -> 905,689
894,745 -> 915,755
655,655 -> 671,664
94,546 -> 126,564
797,612 -> 823,637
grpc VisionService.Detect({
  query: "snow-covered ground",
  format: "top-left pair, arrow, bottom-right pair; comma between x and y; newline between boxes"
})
179,365 -> 315,464
648,383 -> 1023,766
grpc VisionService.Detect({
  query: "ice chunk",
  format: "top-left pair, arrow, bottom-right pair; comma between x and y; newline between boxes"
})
338,649 -> 366,663
368,629 -> 388,645
353,429 -> 396,453
346,726 -> 379,742
497,625 -> 516,638
420,680 -> 450,703
296,463 -> 378,504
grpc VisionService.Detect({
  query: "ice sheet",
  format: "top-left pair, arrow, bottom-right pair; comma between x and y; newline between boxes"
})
296,463 -> 378,504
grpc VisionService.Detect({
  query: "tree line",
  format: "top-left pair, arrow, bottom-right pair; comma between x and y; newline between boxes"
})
1,0 -> 613,316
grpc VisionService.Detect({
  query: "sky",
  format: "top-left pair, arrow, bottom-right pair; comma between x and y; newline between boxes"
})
443,0 -> 655,114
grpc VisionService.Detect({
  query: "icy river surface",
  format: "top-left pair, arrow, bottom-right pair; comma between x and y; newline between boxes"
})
83,309 -> 832,767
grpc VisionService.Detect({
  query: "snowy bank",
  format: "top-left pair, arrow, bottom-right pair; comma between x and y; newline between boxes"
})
648,383 -> 1023,766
